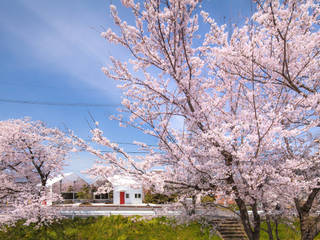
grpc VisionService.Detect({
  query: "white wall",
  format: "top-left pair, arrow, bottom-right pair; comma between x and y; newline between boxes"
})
113,185 -> 143,204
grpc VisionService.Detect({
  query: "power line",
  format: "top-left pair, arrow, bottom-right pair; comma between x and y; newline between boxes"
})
116,142 -> 157,147
84,139 -> 157,147
101,150 -> 150,154
0,80 -> 112,93
2,150 -> 152,154
0,98 -> 120,108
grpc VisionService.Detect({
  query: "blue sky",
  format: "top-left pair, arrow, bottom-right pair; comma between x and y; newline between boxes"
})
0,0 -> 253,181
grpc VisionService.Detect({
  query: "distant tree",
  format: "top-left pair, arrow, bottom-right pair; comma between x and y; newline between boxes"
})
0,118 -> 71,225
77,185 -> 92,200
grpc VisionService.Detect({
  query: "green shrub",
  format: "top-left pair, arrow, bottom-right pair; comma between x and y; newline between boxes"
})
200,195 -> 216,204
143,191 -> 177,204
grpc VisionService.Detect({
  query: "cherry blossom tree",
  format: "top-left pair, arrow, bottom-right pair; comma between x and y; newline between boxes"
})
0,118 -> 71,225
216,0 -> 320,239
76,0 -> 319,239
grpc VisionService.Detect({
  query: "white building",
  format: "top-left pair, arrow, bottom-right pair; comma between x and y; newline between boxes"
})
45,172 -> 89,205
109,175 -> 143,205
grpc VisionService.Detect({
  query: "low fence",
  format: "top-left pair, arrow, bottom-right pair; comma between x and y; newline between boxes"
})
60,199 -> 113,204
55,205 -> 237,218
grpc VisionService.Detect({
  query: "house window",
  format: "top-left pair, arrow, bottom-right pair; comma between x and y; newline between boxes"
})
101,193 -> 109,199
135,193 -> 141,199
126,193 -> 130,198
95,193 -> 109,199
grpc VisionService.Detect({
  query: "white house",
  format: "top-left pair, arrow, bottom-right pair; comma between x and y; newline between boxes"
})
109,175 -> 143,205
45,172 -> 89,205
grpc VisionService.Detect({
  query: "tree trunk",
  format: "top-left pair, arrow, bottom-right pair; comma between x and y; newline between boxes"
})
223,151 -> 260,240
300,215 -> 320,240
235,198 -> 260,240
294,190 -> 320,240
251,203 -> 261,240
191,195 -> 196,215
266,215 -> 274,240
275,218 -> 280,240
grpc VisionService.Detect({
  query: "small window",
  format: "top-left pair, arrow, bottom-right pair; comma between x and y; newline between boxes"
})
126,193 -> 129,198
135,193 -> 141,199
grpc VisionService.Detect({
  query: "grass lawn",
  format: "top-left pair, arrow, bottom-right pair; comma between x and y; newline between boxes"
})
0,216 -> 222,240
3,216 -> 320,240
259,220 -> 320,240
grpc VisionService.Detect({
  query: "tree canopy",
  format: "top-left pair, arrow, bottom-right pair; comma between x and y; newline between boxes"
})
75,1 -> 320,239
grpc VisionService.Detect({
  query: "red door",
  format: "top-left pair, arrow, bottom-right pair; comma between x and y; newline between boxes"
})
120,192 -> 125,204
